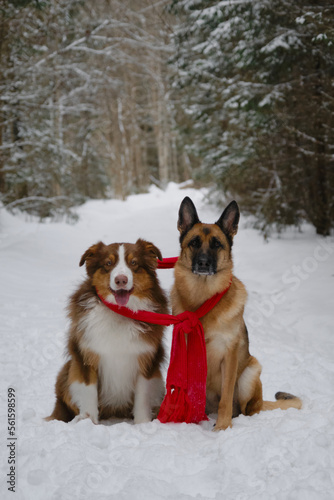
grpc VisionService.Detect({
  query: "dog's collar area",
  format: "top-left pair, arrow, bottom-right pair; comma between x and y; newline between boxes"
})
97,259 -> 233,318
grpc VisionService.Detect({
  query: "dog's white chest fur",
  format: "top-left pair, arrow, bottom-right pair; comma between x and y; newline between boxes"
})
80,302 -> 154,408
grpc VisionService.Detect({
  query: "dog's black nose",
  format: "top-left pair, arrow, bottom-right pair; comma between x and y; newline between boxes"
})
198,255 -> 211,269
193,254 -> 215,275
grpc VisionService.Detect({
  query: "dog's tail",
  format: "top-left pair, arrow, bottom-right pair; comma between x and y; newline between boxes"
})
262,391 -> 302,412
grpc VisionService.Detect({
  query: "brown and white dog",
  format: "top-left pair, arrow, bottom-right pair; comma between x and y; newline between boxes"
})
171,197 -> 302,431
47,239 -> 167,424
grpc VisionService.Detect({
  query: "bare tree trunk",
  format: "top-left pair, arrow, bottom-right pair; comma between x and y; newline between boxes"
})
151,61 -> 170,186
310,61 -> 331,236
0,121 -> 4,192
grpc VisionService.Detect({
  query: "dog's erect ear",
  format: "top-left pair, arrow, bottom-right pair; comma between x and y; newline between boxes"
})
177,197 -> 200,238
136,239 -> 162,269
79,242 -> 105,276
215,201 -> 240,240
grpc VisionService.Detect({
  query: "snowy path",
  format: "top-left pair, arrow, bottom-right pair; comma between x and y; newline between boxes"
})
1,184 -> 334,499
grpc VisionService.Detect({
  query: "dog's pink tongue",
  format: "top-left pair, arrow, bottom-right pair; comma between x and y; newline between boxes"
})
115,290 -> 130,306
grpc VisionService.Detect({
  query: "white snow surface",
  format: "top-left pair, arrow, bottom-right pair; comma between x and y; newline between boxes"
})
1,183 -> 334,499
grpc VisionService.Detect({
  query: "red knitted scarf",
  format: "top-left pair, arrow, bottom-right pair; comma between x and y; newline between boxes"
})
97,257 -> 232,424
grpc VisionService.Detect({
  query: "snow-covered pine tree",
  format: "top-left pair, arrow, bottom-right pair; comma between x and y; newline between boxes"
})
170,0 -> 334,235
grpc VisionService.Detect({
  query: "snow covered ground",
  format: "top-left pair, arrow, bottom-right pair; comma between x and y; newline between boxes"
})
1,183 -> 334,500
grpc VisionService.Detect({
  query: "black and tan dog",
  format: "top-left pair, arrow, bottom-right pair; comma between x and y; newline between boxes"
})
171,197 -> 302,431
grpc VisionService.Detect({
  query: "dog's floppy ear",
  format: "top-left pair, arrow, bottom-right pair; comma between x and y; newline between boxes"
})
136,239 -> 162,270
215,201 -> 240,240
178,197 -> 200,239
79,241 -> 105,276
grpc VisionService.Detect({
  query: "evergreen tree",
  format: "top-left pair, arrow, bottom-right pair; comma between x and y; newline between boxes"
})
170,0 -> 334,235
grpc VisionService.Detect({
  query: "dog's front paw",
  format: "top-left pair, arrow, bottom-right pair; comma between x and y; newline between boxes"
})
134,414 -> 152,425
72,412 -> 98,425
212,420 -> 232,432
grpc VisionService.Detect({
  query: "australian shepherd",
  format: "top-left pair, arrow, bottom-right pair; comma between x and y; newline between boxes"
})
171,197 -> 302,431
47,239 -> 167,424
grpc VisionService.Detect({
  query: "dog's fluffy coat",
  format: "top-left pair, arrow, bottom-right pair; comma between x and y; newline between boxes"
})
171,197 -> 302,431
47,239 -> 167,424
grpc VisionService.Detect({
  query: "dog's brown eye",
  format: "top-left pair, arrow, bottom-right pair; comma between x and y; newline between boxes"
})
189,236 -> 201,248
106,260 -> 112,267
131,259 -> 138,266
211,238 -> 223,249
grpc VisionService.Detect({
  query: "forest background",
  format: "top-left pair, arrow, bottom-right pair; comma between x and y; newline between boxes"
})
1,0 -> 333,236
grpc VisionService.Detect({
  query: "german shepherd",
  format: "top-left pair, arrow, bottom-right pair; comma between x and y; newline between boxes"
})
171,197 -> 302,431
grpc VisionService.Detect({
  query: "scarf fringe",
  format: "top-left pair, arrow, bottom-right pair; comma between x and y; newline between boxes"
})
158,387 -> 202,424
158,387 -> 209,424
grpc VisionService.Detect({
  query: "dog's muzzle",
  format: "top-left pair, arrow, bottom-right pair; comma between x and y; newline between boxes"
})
192,254 -> 216,276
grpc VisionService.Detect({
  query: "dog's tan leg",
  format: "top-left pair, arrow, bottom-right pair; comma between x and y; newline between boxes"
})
244,377 -> 263,416
214,345 -> 239,432
238,356 -> 263,415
